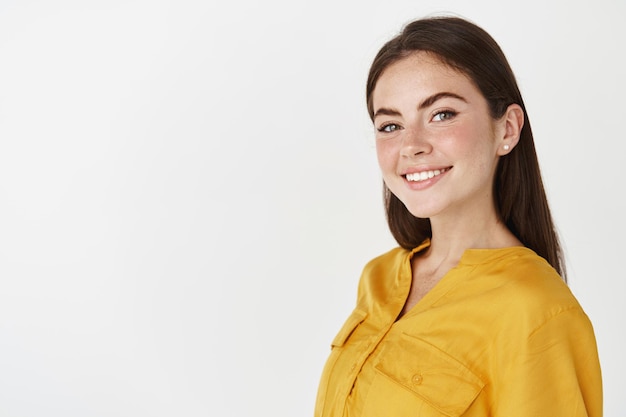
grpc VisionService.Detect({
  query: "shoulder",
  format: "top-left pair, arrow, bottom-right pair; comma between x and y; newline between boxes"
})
468,247 -> 586,334
355,246 -> 411,306
362,246 -> 409,275
359,246 -> 410,290
495,248 -> 576,308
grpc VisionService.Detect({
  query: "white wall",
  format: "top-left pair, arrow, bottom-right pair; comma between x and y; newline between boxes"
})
0,0 -> 623,416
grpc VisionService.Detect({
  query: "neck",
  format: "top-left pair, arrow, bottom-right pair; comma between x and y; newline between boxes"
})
426,213 -> 522,263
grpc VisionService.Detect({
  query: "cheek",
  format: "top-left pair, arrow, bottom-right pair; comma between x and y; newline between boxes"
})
375,140 -> 397,171
447,125 -> 495,159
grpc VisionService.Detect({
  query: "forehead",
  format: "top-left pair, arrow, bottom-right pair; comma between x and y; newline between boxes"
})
372,52 -> 476,104
383,51 -> 458,77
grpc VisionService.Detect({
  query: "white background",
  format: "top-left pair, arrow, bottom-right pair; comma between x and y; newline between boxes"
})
0,0 -> 624,416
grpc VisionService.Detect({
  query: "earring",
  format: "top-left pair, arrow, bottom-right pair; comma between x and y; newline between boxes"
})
503,144 -> 510,151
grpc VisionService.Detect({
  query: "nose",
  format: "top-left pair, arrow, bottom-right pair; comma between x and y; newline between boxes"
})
400,126 -> 432,158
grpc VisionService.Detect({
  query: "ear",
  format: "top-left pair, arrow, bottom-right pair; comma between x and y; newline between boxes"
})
497,104 -> 524,156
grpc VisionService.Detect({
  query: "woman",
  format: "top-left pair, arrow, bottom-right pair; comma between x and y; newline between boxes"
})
314,16 -> 602,417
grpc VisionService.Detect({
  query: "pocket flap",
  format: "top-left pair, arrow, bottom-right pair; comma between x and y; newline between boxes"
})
331,309 -> 367,348
375,333 -> 484,416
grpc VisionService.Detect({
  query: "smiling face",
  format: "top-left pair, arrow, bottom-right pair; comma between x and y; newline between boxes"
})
372,52 -> 510,222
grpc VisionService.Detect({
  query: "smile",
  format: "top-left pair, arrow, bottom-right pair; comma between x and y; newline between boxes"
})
404,168 -> 450,182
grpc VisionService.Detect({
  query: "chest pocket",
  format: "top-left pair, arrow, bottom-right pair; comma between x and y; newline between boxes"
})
331,308 -> 367,348
315,309 -> 368,416
371,332 -> 484,417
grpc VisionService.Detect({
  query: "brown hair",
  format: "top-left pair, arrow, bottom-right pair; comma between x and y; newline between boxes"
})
366,16 -> 566,279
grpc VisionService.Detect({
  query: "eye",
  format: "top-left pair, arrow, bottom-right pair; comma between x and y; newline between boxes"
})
377,123 -> 402,133
432,110 -> 457,122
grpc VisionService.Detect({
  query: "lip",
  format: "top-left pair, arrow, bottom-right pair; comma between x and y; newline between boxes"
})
401,166 -> 452,189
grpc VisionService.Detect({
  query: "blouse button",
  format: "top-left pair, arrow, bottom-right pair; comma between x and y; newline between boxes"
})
411,373 -> 423,385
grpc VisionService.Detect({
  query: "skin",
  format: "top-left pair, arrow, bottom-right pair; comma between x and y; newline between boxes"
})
371,52 -> 525,315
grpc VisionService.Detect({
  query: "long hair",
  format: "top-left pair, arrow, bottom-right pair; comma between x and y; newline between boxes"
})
366,16 -> 566,279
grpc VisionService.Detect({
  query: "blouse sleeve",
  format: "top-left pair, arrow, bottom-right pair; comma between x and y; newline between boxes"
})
494,306 -> 603,417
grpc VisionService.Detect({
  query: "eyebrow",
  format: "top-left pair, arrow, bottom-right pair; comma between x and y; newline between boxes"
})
373,91 -> 467,119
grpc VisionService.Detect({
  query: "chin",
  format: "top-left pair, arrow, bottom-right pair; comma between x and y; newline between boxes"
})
403,204 -> 441,220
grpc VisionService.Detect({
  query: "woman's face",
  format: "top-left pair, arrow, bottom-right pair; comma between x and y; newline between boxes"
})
372,52 -> 508,222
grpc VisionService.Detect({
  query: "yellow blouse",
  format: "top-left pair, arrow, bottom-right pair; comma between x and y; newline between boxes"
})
315,241 -> 602,417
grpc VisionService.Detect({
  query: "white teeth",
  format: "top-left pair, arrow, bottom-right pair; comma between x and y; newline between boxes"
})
406,169 -> 445,182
